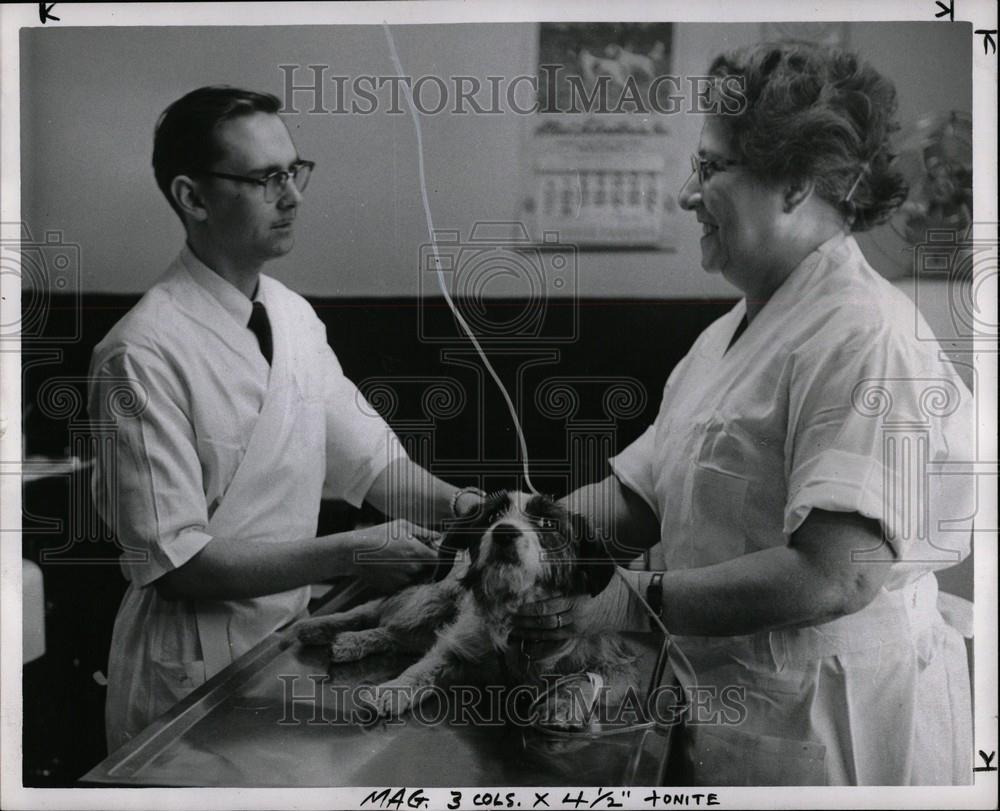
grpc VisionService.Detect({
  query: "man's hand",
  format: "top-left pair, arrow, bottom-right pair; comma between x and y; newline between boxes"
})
350,519 -> 440,593
452,488 -> 486,519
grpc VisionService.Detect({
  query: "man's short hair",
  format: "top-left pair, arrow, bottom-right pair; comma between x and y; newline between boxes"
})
152,85 -> 281,219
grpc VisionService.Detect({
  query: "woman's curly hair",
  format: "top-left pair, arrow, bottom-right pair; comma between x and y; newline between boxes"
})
708,41 -> 909,232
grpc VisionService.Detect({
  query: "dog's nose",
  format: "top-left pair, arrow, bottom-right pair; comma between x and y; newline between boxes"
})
490,523 -> 521,545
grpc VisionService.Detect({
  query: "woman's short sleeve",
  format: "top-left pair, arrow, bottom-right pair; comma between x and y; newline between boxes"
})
608,424 -> 660,520
784,324 -> 975,564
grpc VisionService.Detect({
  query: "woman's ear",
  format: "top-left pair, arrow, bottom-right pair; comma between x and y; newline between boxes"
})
783,176 -> 815,213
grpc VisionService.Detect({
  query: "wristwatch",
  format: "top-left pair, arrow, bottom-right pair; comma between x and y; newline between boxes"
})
450,486 -> 487,519
646,572 -> 664,631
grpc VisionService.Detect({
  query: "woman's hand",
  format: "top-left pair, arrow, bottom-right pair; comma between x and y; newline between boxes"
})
511,596 -> 580,639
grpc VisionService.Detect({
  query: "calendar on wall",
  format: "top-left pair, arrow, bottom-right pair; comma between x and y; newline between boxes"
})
525,23 -> 679,249
525,126 -> 679,248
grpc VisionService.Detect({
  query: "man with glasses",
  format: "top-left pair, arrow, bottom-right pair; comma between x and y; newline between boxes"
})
88,86 -> 485,751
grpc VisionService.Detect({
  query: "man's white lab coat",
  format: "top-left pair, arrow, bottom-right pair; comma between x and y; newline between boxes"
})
89,246 -> 405,751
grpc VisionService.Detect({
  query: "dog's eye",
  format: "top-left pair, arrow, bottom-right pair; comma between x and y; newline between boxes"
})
537,517 -> 558,530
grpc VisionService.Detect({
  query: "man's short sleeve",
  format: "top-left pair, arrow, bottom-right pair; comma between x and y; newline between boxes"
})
89,347 -> 213,587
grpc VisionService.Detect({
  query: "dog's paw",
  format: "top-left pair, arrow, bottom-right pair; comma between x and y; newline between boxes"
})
535,694 -> 597,731
294,616 -> 343,645
328,631 -> 371,662
534,677 -> 603,731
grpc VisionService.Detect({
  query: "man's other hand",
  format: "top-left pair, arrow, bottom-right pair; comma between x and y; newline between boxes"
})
351,519 -> 440,593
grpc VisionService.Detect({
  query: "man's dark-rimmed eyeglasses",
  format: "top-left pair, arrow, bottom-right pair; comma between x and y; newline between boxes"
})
203,159 -> 315,202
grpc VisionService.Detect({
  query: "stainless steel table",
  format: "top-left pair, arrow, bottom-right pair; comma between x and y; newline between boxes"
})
82,581 -> 678,786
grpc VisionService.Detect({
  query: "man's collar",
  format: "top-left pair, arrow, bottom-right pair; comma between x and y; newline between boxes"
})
179,244 -> 263,325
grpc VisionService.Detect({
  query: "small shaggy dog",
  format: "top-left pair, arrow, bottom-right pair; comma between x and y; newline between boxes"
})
295,492 -> 637,728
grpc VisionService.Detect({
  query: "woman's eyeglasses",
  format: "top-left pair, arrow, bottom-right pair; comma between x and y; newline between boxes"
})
690,154 -> 742,185
203,159 -> 315,202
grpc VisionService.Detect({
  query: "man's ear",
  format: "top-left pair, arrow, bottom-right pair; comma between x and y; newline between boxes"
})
783,176 -> 815,214
172,175 -> 209,222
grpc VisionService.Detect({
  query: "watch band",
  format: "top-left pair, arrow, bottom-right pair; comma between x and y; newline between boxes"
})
646,572 -> 664,631
450,486 -> 487,518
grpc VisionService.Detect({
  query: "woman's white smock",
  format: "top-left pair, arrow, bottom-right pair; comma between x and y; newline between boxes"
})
608,233 -> 975,785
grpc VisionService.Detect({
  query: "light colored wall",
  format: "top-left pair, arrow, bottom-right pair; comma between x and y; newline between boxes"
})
21,22 -> 971,297
20,24 -> 536,296
19,22 -> 975,603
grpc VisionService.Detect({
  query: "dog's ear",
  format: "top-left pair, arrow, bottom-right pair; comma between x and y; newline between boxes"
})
441,490 -> 509,550
569,511 -> 616,597
434,491 -> 508,583
458,556 -> 482,592
569,510 -> 593,595
569,509 -> 590,548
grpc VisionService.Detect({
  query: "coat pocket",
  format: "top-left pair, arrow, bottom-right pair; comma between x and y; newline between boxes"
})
196,436 -> 246,519
149,657 -> 207,707
684,420 -> 751,565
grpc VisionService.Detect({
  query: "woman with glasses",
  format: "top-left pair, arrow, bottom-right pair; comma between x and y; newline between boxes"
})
529,41 -> 974,785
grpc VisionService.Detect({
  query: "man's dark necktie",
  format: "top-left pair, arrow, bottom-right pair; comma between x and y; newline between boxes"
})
247,301 -> 273,365
725,314 -> 748,354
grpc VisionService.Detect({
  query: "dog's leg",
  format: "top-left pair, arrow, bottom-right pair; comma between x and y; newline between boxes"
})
382,581 -> 463,651
364,602 -> 489,718
592,637 -> 639,708
328,627 -> 397,662
574,646 -> 640,729
295,597 -> 386,645
535,638 -> 640,731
